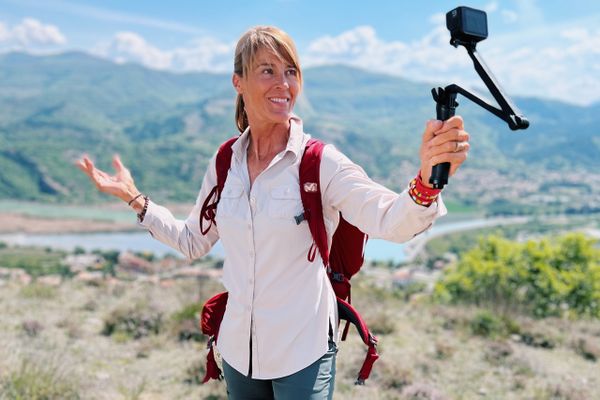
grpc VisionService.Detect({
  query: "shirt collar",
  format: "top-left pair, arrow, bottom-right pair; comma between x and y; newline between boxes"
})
231,114 -> 305,161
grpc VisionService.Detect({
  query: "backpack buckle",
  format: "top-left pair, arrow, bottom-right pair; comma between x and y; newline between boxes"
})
331,272 -> 346,282
294,212 -> 306,225
207,336 -> 215,349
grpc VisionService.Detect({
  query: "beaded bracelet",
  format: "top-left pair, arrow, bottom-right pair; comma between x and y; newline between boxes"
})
137,195 -> 149,223
408,172 -> 441,207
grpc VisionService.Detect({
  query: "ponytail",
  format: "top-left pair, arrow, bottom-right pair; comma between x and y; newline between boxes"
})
235,94 -> 248,133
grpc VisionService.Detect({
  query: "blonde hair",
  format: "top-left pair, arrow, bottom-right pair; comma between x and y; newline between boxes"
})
233,26 -> 302,133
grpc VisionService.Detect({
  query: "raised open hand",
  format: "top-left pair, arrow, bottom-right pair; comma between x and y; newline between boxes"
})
75,154 -> 140,203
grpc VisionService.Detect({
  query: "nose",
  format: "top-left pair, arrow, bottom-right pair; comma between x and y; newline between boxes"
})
274,71 -> 290,89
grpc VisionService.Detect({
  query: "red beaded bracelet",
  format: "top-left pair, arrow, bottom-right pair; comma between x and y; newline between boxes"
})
408,172 -> 441,207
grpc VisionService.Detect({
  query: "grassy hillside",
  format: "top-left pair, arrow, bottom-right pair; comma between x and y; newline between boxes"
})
0,51 -> 598,204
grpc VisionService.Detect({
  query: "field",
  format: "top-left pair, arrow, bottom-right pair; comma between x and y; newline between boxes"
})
1,272 -> 599,400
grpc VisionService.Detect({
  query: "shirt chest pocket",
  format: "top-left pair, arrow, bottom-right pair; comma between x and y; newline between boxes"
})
217,184 -> 245,219
268,185 -> 304,220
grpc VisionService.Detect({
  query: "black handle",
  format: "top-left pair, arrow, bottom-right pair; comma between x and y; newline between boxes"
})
430,88 -> 458,189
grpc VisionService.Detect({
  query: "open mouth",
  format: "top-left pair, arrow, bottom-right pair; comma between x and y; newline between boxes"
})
269,97 -> 289,104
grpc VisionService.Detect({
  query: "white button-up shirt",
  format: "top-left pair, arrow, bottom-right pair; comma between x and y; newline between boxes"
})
139,116 -> 446,379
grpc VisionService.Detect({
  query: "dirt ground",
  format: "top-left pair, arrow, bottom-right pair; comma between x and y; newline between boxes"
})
0,213 -> 134,234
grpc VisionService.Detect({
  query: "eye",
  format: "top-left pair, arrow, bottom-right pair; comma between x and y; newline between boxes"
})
286,68 -> 298,76
261,67 -> 273,75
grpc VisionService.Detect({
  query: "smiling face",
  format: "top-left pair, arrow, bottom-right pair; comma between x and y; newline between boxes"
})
233,48 -> 300,129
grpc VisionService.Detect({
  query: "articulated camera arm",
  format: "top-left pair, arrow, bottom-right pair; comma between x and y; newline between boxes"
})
429,45 -> 529,188
462,45 -> 529,130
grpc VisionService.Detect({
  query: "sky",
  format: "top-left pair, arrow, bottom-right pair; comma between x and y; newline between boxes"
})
0,0 -> 599,106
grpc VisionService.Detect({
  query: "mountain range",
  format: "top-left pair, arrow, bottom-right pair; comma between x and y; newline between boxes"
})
0,51 -> 597,203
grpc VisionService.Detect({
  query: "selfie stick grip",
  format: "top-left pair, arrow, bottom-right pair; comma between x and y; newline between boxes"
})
430,88 -> 457,189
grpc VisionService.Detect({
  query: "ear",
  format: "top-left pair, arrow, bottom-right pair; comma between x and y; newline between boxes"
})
232,73 -> 243,95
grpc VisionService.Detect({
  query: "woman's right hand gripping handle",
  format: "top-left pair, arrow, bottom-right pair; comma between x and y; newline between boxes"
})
75,154 -> 145,212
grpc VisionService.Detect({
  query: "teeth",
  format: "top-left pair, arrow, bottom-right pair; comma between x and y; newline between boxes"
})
270,98 -> 288,103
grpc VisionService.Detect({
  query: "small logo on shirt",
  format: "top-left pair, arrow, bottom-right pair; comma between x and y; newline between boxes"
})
303,182 -> 318,193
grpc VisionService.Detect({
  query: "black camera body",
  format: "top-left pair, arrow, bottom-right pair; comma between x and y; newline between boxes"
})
446,6 -> 488,46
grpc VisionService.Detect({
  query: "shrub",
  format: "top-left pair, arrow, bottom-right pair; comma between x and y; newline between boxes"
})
367,310 -> 396,336
184,359 -> 206,385
0,359 -> 80,400
21,320 -> 44,337
572,336 -> 600,362
171,302 -> 204,342
102,301 -> 163,340
373,359 -> 413,390
519,325 -> 558,349
19,283 -> 57,299
470,311 -> 506,338
434,233 -> 600,319
433,340 -> 455,360
0,247 -> 70,278
484,341 -> 513,365
401,382 -> 448,400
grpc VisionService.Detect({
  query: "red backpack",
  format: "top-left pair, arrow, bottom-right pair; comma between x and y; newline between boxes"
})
199,137 -> 379,385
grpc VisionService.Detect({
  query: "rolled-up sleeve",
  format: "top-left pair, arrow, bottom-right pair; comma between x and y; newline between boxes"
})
137,154 -> 220,260
320,144 -> 447,243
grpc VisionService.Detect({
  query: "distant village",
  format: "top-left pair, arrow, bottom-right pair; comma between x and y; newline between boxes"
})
0,245 -> 454,295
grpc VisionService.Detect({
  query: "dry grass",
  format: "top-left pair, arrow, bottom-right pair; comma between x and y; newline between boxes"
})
0,277 -> 599,399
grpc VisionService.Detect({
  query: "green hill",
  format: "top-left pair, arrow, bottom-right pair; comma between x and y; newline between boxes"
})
0,51 -> 598,203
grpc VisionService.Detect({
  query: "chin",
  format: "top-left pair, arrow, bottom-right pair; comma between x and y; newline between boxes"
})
269,112 -> 293,124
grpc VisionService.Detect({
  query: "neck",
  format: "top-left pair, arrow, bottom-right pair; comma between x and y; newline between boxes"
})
247,120 -> 290,161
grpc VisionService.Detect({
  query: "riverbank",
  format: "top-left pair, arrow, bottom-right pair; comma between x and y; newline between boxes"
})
0,201 -> 193,234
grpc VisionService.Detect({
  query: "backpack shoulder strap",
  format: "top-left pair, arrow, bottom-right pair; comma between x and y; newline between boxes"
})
199,136 -> 238,235
299,138 -> 329,266
215,137 -> 238,189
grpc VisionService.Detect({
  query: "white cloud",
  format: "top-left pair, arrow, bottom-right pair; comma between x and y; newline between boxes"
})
0,18 -> 66,48
304,24 -> 468,83
93,31 -> 234,73
484,2 -> 499,13
501,10 -> 519,24
95,32 -> 170,70
303,17 -> 600,106
171,37 -> 234,72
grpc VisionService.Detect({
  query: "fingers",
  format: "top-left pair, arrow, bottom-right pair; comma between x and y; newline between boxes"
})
429,148 -> 469,175
75,155 -> 93,175
75,155 -> 104,184
421,120 -> 443,143
429,128 -> 469,148
112,154 -> 124,172
436,115 -> 464,134
428,139 -> 471,158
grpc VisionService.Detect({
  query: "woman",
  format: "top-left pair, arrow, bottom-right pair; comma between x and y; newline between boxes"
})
77,26 -> 469,399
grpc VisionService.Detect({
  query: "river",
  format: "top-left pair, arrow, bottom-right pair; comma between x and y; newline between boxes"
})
0,216 -> 528,263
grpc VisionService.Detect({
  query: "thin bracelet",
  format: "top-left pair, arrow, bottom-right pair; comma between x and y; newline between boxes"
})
127,193 -> 143,206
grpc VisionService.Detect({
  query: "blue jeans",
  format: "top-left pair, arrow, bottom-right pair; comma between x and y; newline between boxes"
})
222,339 -> 337,400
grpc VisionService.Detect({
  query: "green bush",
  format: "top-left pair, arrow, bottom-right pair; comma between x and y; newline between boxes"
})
0,247 -> 70,277
19,284 -> 58,299
171,302 -> 204,342
434,233 -> 600,318
102,301 -> 163,340
0,359 -> 80,400
470,311 -> 506,338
